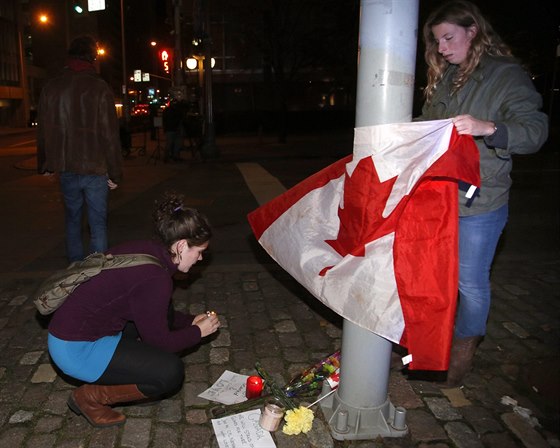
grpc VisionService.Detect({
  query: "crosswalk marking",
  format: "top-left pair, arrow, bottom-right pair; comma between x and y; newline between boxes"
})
236,162 -> 286,206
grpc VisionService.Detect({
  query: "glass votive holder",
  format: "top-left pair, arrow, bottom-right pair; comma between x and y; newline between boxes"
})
259,398 -> 285,432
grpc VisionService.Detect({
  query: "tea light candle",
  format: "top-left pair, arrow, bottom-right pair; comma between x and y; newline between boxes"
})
259,399 -> 285,432
246,375 -> 263,399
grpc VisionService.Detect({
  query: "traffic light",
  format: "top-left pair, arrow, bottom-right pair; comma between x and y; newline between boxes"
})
159,49 -> 173,74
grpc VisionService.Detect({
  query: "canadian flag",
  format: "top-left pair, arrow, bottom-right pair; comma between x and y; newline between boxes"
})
248,120 -> 480,371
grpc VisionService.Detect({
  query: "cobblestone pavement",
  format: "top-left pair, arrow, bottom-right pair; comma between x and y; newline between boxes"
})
0,130 -> 558,447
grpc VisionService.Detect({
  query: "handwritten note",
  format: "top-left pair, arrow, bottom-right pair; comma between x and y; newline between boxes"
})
212,409 -> 276,448
198,370 -> 249,405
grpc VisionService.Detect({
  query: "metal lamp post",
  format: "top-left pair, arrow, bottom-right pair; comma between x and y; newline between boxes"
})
319,0 -> 419,440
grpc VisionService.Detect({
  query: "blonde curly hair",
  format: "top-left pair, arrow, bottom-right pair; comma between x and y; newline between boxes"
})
422,0 -> 512,104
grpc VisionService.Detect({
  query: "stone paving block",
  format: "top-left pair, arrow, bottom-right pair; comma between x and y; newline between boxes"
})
274,429 -> 314,448
21,383 -> 51,407
231,349 -> 258,370
185,408 -> 208,424
0,427 -> 27,448
444,421 -> 484,448
156,398 -> 183,423
275,320 -> 298,333
250,314 -> 273,330
0,381 -> 26,403
184,382 -> 210,407
8,409 -> 34,423
406,409 -> 448,443
8,295 -> 27,306
440,388 -> 472,408
481,431 -> 520,448
124,402 -> 155,418
242,280 -> 259,291
459,406 -> 503,435
246,300 -> 267,313
303,330 -> 332,350
88,426 -> 119,448
388,372 -> 424,409
228,317 -> 253,335
283,347 -> 310,363
30,363 -> 57,383
503,284 -> 530,296
499,363 -> 521,381
185,363 -> 209,382
425,397 -> 463,421
501,412 -> 549,448
305,417 -> 335,448
269,309 -> 292,320
208,362 -> 226,381
416,443 -> 450,448
181,425 -> 213,448
322,321 -> 342,339
210,329 -> 231,347
19,350 -> 43,365
0,367 -> 5,381
254,332 -> 281,357
121,418 -> 152,448
24,434 -> 57,448
502,321 -> 530,339
408,380 -> 445,397
34,415 -> 64,433
278,332 -> 304,348
43,390 -> 71,416
209,347 -> 230,364
153,424 -> 181,447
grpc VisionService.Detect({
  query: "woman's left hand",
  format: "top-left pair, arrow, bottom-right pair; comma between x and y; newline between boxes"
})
452,114 -> 496,137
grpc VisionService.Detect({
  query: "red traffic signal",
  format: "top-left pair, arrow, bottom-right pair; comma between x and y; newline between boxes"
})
159,49 -> 173,74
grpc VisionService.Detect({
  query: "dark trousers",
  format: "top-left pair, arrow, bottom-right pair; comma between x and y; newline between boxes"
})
95,324 -> 184,397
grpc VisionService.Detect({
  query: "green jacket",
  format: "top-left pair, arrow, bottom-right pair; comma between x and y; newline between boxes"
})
418,55 -> 548,216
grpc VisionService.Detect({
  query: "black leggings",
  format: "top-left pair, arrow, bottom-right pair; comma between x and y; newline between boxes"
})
95,325 -> 184,397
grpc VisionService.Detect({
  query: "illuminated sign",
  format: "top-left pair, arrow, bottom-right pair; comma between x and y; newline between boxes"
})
88,0 -> 106,11
160,49 -> 172,74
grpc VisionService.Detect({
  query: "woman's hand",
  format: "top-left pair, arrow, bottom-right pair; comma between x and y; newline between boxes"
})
452,114 -> 496,137
194,312 -> 220,337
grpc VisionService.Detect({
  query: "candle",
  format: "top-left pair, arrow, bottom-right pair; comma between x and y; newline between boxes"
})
259,399 -> 285,432
246,375 -> 263,399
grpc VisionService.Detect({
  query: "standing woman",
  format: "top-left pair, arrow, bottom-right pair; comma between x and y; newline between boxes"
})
47,192 -> 221,427
418,0 -> 548,386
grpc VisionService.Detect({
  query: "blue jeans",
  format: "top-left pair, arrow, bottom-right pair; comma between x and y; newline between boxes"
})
165,129 -> 183,160
456,204 -> 508,338
59,172 -> 109,262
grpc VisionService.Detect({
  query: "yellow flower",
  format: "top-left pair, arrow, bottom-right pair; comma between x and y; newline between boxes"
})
282,406 -> 314,435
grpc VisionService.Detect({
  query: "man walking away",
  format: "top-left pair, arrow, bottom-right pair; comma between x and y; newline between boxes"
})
37,35 -> 123,262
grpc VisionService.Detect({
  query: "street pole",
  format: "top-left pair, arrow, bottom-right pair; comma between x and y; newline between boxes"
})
172,0 -> 184,89
200,0 -> 218,159
120,0 -> 129,125
319,0 -> 419,440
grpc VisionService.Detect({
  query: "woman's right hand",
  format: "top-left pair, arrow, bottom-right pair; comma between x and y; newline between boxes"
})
195,313 -> 220,337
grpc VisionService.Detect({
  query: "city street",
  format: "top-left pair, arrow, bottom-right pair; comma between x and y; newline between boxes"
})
0,127 -> 558,448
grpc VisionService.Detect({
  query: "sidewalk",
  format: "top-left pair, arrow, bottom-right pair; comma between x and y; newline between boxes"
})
0,130 -> 558,447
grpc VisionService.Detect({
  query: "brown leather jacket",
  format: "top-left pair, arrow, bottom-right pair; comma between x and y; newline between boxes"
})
37,64 -> 123,183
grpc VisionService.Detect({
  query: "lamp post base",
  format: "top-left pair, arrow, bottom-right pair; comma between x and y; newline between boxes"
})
319,384 -> 408,440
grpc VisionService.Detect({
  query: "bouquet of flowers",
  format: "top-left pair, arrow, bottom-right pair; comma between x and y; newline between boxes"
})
283,351 -> 341,397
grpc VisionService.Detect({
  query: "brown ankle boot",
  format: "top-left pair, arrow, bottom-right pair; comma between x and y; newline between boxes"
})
68,384 -> 147,427
441,336 -> 482,388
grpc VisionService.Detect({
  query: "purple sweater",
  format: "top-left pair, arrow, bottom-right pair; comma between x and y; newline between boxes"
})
48,240 -> 202,353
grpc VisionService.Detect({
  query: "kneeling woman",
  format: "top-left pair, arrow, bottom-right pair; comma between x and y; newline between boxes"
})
47,192 -> 221,427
